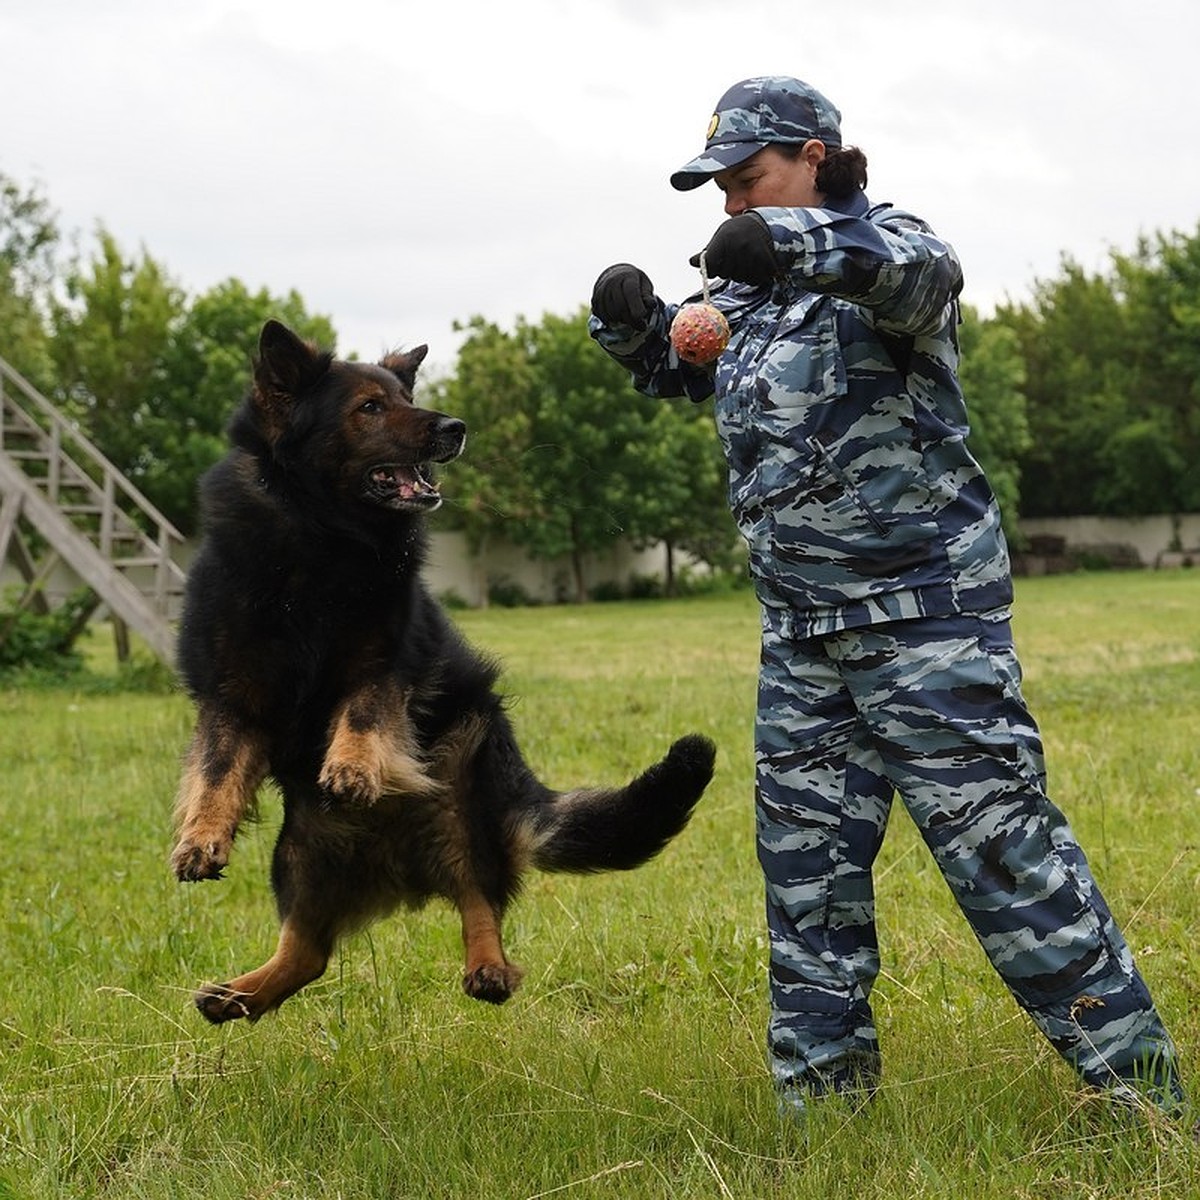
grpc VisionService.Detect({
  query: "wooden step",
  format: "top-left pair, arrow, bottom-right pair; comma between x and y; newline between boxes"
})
112,555 -> 174,569
2,355 -> 185,665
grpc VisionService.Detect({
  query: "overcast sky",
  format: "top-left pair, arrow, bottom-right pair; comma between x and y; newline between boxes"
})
4,0 -> 1198,374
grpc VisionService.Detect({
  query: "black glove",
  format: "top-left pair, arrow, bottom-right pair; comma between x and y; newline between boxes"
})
691,214 -> 780,287
591,263 -> 656,327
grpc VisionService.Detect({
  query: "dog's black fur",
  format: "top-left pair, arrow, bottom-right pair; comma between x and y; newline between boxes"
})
171,319 -> 715,1022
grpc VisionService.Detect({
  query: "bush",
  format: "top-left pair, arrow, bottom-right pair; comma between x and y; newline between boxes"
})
0,589 -> 94,678
87,654 -> 179,695
588,580 -> 626,603
626,573 -> 664,600
672,566 -> 753,598
486,575 -> 538,608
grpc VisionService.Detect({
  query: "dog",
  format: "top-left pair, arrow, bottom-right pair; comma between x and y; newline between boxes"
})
170,318 -> 716,1024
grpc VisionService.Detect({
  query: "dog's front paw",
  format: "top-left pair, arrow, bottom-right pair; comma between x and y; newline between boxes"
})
171,835 -> 231,881
318,758 -> 382,807
462,961 -> 525,1005
195,982 -> 256,1024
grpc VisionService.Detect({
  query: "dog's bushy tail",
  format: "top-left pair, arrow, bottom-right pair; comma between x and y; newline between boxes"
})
529,735 -> 716,874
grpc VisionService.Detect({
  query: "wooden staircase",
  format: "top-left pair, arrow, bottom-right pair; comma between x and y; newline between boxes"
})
0,354 -> 186,666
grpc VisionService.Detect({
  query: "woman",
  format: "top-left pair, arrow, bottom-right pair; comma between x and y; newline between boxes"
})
589,75 -> 1182,1117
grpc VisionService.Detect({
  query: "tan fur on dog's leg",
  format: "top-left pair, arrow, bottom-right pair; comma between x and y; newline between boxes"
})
171,709 -> 268,881
319,682 -> 441,805
195,919 -> 330,1024
459,891 -> 523,1005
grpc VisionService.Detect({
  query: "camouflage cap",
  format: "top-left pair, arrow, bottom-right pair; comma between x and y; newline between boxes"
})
670,76 -> 842,191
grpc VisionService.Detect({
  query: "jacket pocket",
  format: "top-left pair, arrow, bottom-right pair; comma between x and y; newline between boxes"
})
805,435 -> 890,537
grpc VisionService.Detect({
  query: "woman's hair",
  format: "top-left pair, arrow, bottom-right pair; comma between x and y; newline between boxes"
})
816,147 -> 868,198
779,142 -> 869,199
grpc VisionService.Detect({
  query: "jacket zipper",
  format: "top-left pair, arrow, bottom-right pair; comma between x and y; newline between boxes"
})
805,436 -> 890,537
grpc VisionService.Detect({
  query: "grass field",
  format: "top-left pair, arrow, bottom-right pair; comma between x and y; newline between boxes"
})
1,571 -> 1197,1198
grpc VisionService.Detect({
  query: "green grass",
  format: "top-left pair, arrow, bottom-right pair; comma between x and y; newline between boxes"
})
1,571 -> 1197,1198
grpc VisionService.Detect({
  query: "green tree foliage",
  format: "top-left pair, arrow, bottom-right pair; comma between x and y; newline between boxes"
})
50,229 -> 186,497
7,166 -> 1200,546
0,174 -> 58,293
0,588 -> 93,678
431,309 -> 735,601
1,174 -> 335,535
993,261 -> 1133,517
149,280 -> 335,531
1113,229 -> 1200,512
428,315 -> 542,559
622,399 -> 737,590
0,173 -> 58,389
47,232 -> 334,532
958,304 -> 1029,542
993,224 -> 1200,519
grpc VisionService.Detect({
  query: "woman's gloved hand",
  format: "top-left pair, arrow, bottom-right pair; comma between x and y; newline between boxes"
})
591,263 -> 656,327
691,214 -> 780,286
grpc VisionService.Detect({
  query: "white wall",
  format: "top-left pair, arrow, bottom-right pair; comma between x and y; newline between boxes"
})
7,515 -> 1198,613
1,528 -> 690,609
1018,513 -> 1200,565
424,531 -> 685,606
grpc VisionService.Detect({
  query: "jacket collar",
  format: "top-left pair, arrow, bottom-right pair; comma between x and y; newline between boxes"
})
827,188 -> 871,217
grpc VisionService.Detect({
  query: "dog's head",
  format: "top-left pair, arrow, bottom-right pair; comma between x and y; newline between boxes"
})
247,319 -> 465,513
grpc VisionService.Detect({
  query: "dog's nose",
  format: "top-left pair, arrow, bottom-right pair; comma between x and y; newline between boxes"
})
433,416 -> 467,460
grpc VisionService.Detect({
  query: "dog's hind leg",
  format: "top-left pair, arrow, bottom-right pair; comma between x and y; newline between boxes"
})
171,706 -> 268,881
458,890 -> 524,1004
195,917 -> 331,1024
194,809 -> 364,1023
424,714 -> 524,1004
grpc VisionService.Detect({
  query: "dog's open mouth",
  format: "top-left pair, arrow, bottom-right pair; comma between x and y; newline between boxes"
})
364,463 -> 442,510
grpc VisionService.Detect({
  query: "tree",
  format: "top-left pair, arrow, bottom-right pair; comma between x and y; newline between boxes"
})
150,280 -> 336,531
992,259 -> 1134,517
994,225 -> 1200,520
622,401 -> 737,591
47,235 -> 335,532
1114,228 -> 1200,514
0,174 -> 58,292
433,308 -> 733,601
427,315 -> 543,564
49,228 -> 185,500
2,176 -> 338,538
1094,417 -> 1186,516
958,304 -> 1029,541
0,173 -> 59,389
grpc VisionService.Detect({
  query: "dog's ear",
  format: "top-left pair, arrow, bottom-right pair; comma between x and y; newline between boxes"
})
255,320 -> 332,396
379,344 -> 429,391
253,320 -> 333,434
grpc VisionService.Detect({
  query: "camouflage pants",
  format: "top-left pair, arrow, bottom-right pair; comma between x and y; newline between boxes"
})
757,605 -> 1180,1099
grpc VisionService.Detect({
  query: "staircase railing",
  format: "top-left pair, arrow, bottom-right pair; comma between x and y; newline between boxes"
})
0,355 -> 186,664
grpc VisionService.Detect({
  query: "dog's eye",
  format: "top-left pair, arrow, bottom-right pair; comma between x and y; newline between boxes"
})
358,398 -> 384,414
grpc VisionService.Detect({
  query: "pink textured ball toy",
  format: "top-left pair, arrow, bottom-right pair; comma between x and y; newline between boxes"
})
669,302 -> 731,366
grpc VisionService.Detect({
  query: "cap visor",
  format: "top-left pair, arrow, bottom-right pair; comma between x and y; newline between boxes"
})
669,141 -> 767,191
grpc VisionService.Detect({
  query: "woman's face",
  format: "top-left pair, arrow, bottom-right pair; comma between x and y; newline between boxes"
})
714,142 -> 826,215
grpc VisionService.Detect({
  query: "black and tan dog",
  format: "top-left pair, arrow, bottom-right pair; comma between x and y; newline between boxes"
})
170,319 -> 715,1024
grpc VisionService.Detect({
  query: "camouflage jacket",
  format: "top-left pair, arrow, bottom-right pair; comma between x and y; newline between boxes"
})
590,188 -> 1013,640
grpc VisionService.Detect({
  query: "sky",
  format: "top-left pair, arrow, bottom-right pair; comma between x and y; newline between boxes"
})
3,0 -> 1199,375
